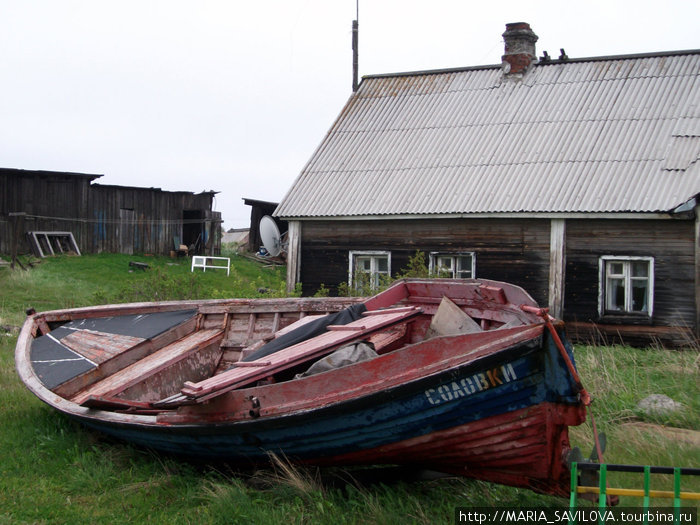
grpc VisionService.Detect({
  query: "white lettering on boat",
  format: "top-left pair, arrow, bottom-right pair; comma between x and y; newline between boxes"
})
424,363 -> 517,406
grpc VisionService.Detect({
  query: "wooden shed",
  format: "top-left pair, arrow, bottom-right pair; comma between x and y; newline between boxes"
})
274,24 -> 700,347
1,168 -> 221,257
243,198 -> 286,254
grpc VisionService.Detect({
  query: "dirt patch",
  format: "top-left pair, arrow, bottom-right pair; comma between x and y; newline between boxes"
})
620,422 -> 700,447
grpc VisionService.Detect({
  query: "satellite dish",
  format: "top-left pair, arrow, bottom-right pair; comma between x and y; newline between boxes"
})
259,216 -> 287,257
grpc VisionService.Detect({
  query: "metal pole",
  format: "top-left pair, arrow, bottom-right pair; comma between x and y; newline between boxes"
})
352,19 -> 359,92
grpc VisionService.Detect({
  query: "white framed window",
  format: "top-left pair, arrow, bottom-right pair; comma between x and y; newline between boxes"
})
429,252 -> 475,279
349,251 -> 391,291
599,256 -> 654,317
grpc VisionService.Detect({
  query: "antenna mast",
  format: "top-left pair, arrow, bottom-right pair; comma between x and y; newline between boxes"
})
352,1 -> 359,92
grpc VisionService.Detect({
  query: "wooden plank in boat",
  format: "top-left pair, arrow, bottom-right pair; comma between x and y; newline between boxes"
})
36,318 -> 51,336
179,306 -> 422,402
81,395 -> 153,410
362,281 -> 409,311
477,285 -> 508,304
60,331 -> 145,364
365,323 -> 408,353
361,306 -> 417,316
53,315 -> 198,399
196,299 -> 360,315
327,325 -> 367,331
72,328 -> 224,405
273,315 -> 326,337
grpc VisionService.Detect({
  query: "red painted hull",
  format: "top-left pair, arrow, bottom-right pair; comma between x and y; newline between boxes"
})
313,402 -> 583,496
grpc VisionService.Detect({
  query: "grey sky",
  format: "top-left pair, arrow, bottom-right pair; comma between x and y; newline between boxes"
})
1,1 -> 698,228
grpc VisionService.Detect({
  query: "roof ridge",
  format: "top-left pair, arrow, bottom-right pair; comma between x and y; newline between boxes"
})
362,49 -> 700,81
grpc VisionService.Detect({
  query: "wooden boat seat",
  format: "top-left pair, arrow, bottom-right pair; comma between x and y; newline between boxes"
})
72,328 -> 224,406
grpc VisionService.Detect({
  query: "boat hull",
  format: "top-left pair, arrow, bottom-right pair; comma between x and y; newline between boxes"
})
69,329 -> 584,494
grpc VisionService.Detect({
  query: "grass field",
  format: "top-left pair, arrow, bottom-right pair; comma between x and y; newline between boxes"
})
0,253 -> 698,524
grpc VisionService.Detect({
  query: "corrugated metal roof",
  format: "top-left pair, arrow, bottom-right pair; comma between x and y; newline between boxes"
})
276,51 -> 700,218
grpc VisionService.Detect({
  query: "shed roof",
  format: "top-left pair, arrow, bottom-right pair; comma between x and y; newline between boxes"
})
276,50 -> 700,219
0,167 -> 103,181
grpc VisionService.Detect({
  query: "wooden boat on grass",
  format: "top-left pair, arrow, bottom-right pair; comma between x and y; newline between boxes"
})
16,278 -> 587,495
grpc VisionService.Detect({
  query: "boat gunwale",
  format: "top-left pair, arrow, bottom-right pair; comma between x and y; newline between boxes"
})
22,296 -> 364,324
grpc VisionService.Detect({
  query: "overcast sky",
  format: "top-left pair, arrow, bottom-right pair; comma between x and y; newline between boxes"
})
2,1 -> 698,228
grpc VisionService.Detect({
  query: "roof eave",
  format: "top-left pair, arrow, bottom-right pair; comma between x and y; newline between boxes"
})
276,211 -> 680,221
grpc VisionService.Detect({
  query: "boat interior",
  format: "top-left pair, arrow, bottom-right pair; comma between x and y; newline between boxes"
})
28,280 -> 539,413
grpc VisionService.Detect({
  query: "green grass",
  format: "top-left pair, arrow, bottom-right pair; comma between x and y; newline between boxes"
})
567,344 -> 699,507
0,253 -> 287,327
574,344 -> 699,429
0,254 -> 698,523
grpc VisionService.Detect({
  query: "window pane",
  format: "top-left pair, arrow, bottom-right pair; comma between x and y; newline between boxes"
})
606,277 -> 625,310
376,257 -> 388,272
456,256 -> 472,278
631,280 -> 649,312
608,262 -> 624,276
632,261 -> 649,277
356,257 -> 371,271
433,256 -> 453,277
438,257 -> 452,269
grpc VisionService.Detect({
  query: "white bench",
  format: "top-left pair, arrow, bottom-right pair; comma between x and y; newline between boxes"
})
191,256 -> 230,276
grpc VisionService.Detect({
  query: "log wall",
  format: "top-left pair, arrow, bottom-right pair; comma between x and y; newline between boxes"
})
300,218 -> 551,305
0,170 -> 220,256
564,218 -> 696,346
296,216 -> 698,347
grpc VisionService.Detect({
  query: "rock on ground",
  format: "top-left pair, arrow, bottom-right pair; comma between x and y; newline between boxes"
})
636,394 -> 682,415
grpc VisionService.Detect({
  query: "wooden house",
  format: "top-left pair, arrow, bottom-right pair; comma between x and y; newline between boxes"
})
274,23 -> 700,347
1,168 -> 221,256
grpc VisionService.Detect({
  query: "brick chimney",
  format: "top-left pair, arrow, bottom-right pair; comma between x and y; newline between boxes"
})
501,22 -> 538,75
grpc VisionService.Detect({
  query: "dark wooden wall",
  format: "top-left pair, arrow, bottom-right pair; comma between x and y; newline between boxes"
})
298,216 -> 697,347
1,171 -> 94,254
299,218 -> 551,304
564,219 -> 696,346
0,171 -> 220,256
89,185 -> 219,255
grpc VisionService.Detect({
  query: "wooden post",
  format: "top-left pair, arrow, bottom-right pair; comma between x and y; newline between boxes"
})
695,203 -> 700,338
286,221 -> 301,294
548,218 -> 566,319
9,212 -> 26,269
